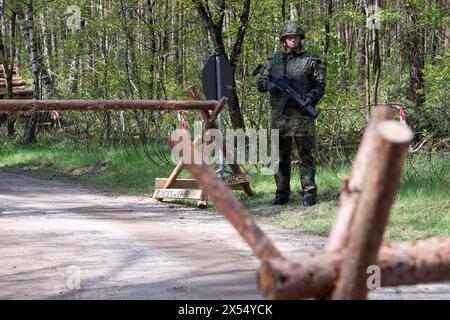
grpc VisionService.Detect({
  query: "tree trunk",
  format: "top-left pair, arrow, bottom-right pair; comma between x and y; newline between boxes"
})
147,0 -> 156,98
396,18 -> 403,94
192,0 -> 248,130
174,0 -> 183,86
445,20 -> 450,50
323,0 -> 332,72
356,1 -> 366,99
24,0 -> 41,144
372,9 -> 381,106
365,23 -> 371,114
405,3 -> 425,108
5,11 -> 17,100
0,3 -> 19,137
281,0 -> 286,21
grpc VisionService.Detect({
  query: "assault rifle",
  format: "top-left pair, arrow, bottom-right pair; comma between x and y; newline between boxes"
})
252,64 -> 320,120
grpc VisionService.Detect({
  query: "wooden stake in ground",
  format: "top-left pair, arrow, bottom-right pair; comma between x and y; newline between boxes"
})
187,86 -> 254,197
326,106 -> 393,252
187,86 -> 212,125
258,237 -> 450,300
168,138 -> 282,261
187,86 -> 224,208
154,160 -> 185,202
332,120 -> 413,299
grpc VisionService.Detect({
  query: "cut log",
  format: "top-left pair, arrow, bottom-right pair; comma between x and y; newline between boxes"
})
208,97 -> 228,126
332,120 -> 414,299
6,85 -> 29,91
326,107 -> 394,252
0,76 -> 25,82
0,90 -> 34,99
378,237 -> 450,286
0,79 -> 27,86
0,99 -> 219,112
258,237 -> 450,300
259,253 -> 341,300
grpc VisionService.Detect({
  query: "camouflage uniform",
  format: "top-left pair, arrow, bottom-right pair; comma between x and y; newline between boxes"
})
257,25 -> 326,202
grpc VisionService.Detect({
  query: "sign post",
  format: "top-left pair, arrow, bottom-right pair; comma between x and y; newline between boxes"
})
202,53 -> 233,177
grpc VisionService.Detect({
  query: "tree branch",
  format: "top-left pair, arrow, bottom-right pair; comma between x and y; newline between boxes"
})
229,0 -> 251,68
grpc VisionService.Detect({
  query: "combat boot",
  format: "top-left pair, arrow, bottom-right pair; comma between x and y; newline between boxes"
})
303,193 -> 317,206
271,196 -> 289,205
272,190 -> 289,206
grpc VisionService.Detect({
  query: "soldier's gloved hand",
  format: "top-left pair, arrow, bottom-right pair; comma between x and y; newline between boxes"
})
259,79 -> 270,91
304,95 -> 314,106
265,81 -> 282,95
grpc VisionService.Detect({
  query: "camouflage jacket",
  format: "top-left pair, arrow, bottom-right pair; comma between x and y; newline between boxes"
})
257,46 -> 326,136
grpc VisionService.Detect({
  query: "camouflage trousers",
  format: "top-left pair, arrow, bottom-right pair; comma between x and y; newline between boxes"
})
274,135 -> 317,200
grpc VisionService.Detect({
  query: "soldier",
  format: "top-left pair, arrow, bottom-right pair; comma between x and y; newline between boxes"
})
257,22 -> 326,206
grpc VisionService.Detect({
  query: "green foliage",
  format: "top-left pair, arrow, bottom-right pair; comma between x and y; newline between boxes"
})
423,52 -> 450,109
0,141 -> 174,194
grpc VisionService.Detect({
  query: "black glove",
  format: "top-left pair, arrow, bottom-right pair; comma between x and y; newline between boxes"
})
304,95 -> 314,106
263,80 -> 282,95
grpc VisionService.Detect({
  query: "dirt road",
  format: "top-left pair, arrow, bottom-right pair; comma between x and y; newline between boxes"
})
0,167 -> 448,300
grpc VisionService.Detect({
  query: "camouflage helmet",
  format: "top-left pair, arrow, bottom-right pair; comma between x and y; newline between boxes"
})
280,22 -> 305,41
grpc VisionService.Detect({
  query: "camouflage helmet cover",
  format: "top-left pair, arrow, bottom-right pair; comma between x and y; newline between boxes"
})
280,22 -> 305,41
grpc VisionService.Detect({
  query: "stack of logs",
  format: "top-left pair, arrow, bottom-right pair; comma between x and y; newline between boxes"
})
170,106 -> 450,299
0,64 -> 33,99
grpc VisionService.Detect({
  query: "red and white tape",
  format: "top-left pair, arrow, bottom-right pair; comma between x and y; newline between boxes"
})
399,107 -> 414,153
399,107 -> 407,126
177,111 -> 187,129
51,110 -> 61,129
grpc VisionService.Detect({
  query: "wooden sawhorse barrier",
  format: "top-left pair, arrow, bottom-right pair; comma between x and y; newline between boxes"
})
153,86 -> 254,208
168,106 -> 450,299
0,97 -> 253,208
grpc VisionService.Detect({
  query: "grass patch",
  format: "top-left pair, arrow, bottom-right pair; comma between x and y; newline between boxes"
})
1,141 -> 448,241
0,142 -> 175,195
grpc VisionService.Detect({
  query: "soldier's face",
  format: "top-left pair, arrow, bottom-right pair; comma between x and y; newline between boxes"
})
285,35 -> 301,50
